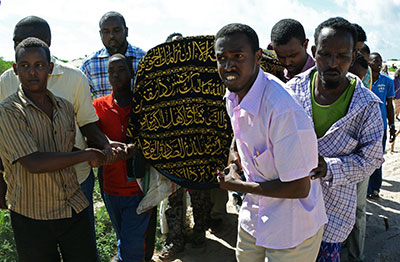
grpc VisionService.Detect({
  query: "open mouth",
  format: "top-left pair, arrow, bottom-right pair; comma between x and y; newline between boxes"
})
224,73 -> 239,82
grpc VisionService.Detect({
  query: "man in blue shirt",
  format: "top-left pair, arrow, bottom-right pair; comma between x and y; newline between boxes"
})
368,52 -> 395,199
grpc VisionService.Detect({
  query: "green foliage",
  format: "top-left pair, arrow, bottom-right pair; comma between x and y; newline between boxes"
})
0,210 -> 18,262
95,206 -> 118,262
0,57 -> 13,75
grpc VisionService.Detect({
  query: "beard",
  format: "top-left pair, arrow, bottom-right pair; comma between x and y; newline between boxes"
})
322,79 -> 340,89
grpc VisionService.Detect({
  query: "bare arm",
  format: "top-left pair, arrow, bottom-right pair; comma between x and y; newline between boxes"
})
218,165 -> 310,199
387,97 -> 395,142
0,159 -> 7,209
17,149 -> 105,173
80,122 -> 110,149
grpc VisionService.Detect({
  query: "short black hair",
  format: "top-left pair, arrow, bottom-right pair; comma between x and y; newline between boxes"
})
99,11 -> 126,28
215,23 -> 259,53
370,52 -> 382,60
354,52 -> 369,69
15,37 -> 51,63
108,53 -> 133,76
15,16 -> 51,41
352,23 -> 367,42
165,32 -> 183,43
271,19 -> 306,46
314,17 -> 358,48
361,43 -> 370,55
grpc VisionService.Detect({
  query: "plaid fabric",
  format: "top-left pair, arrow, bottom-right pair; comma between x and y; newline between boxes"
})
80,43 -> 145,99
317,241 -> 342,262
286,67 -> 384,243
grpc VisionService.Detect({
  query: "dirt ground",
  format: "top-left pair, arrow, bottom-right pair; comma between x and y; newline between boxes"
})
151,127 -> 400,262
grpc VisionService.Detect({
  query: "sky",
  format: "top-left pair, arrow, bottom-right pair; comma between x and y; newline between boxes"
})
1,0 -> 400,62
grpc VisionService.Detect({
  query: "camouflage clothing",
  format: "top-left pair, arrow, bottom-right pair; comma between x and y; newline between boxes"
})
165,188 -> 211,248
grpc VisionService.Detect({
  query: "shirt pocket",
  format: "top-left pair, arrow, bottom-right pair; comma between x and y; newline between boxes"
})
253,148 -> 279,181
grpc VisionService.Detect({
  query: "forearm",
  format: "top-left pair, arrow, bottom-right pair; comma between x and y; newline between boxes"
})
80,122 -> 109,149
387,98 -> 395,126
18,151 -> 94,173
231,176 -> 310,199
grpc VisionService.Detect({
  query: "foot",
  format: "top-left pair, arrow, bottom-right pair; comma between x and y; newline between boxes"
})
158,243 -> 184,261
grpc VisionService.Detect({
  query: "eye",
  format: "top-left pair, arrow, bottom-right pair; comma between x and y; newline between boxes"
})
235,54 -> 244,59
217,55 -> 226,62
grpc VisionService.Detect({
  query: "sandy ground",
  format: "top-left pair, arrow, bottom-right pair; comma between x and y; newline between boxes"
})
151,123 -> 400,262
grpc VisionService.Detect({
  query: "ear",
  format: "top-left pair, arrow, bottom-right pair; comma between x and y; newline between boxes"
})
311,46 -> 316,58
13,63 -> 18,75
49,62 -> 54,75
303,39 -> 309,51
351,49 -> 357,66
125,27 -> 129,37
255,48 -> 262,64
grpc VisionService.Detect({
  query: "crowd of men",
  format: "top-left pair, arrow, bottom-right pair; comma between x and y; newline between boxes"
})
0,11 -> 395,262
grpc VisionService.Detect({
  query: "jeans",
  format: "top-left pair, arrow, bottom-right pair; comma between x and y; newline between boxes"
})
104,193 -> 150,262
11,209 -> 97,262
368,130 -> 386,194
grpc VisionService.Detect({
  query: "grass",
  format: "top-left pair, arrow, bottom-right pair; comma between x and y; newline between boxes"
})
0,210 -> 18,262
0,171 -> 164,262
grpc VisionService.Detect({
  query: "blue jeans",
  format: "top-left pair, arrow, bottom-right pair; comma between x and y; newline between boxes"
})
80,170 -> 98,260
368,130 -> 387,194
104,193 -> 150,262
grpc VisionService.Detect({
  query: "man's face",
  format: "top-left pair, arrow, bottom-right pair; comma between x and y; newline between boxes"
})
215,33 -> 261,99
13,47 -> 53,93
13,26 -> 49,49
100,17 -> 128,55
108,58 -> 131,92
313,27 -> 355,89
369,54 -> 382,74
273,37 -> 308,76
349,63 -> 368,80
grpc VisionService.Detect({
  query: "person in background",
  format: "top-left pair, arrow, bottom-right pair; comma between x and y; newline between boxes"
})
215,22 -> 327,262
81,11 -> 145,99
345,51 -> 370,262
394,68 -> 400,121
93,54 -> 150,262
360,43 -> 373,90
270,18 -> 315,82
287,17 -> 384,261
367,52 -> 395,199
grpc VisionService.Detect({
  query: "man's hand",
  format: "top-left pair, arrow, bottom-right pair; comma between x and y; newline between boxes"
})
86,148 -> 106,167
389,126 -> 396,143
0,174 -> 7,209
218,164 -> 243,191
228,138 -> 243,173
310,155 -> 327,180
103,143 -> 138,165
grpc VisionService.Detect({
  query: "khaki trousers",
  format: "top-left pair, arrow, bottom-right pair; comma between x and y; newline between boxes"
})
236,225 -> 324,262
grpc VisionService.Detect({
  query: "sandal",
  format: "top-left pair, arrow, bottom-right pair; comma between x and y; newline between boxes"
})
158,243 -> 184,260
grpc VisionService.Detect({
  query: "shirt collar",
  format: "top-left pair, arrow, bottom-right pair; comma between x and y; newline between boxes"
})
50,56 -> 64,76
17,85 -> 61,109
224,68 -> 265,116
98,42 -> 132,58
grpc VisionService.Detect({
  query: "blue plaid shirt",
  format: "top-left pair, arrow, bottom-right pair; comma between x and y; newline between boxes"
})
80,43 -> 145,99
286,67 -> 384,243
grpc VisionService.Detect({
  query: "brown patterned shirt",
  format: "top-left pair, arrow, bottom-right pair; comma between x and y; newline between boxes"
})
0,86 -> 88,220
